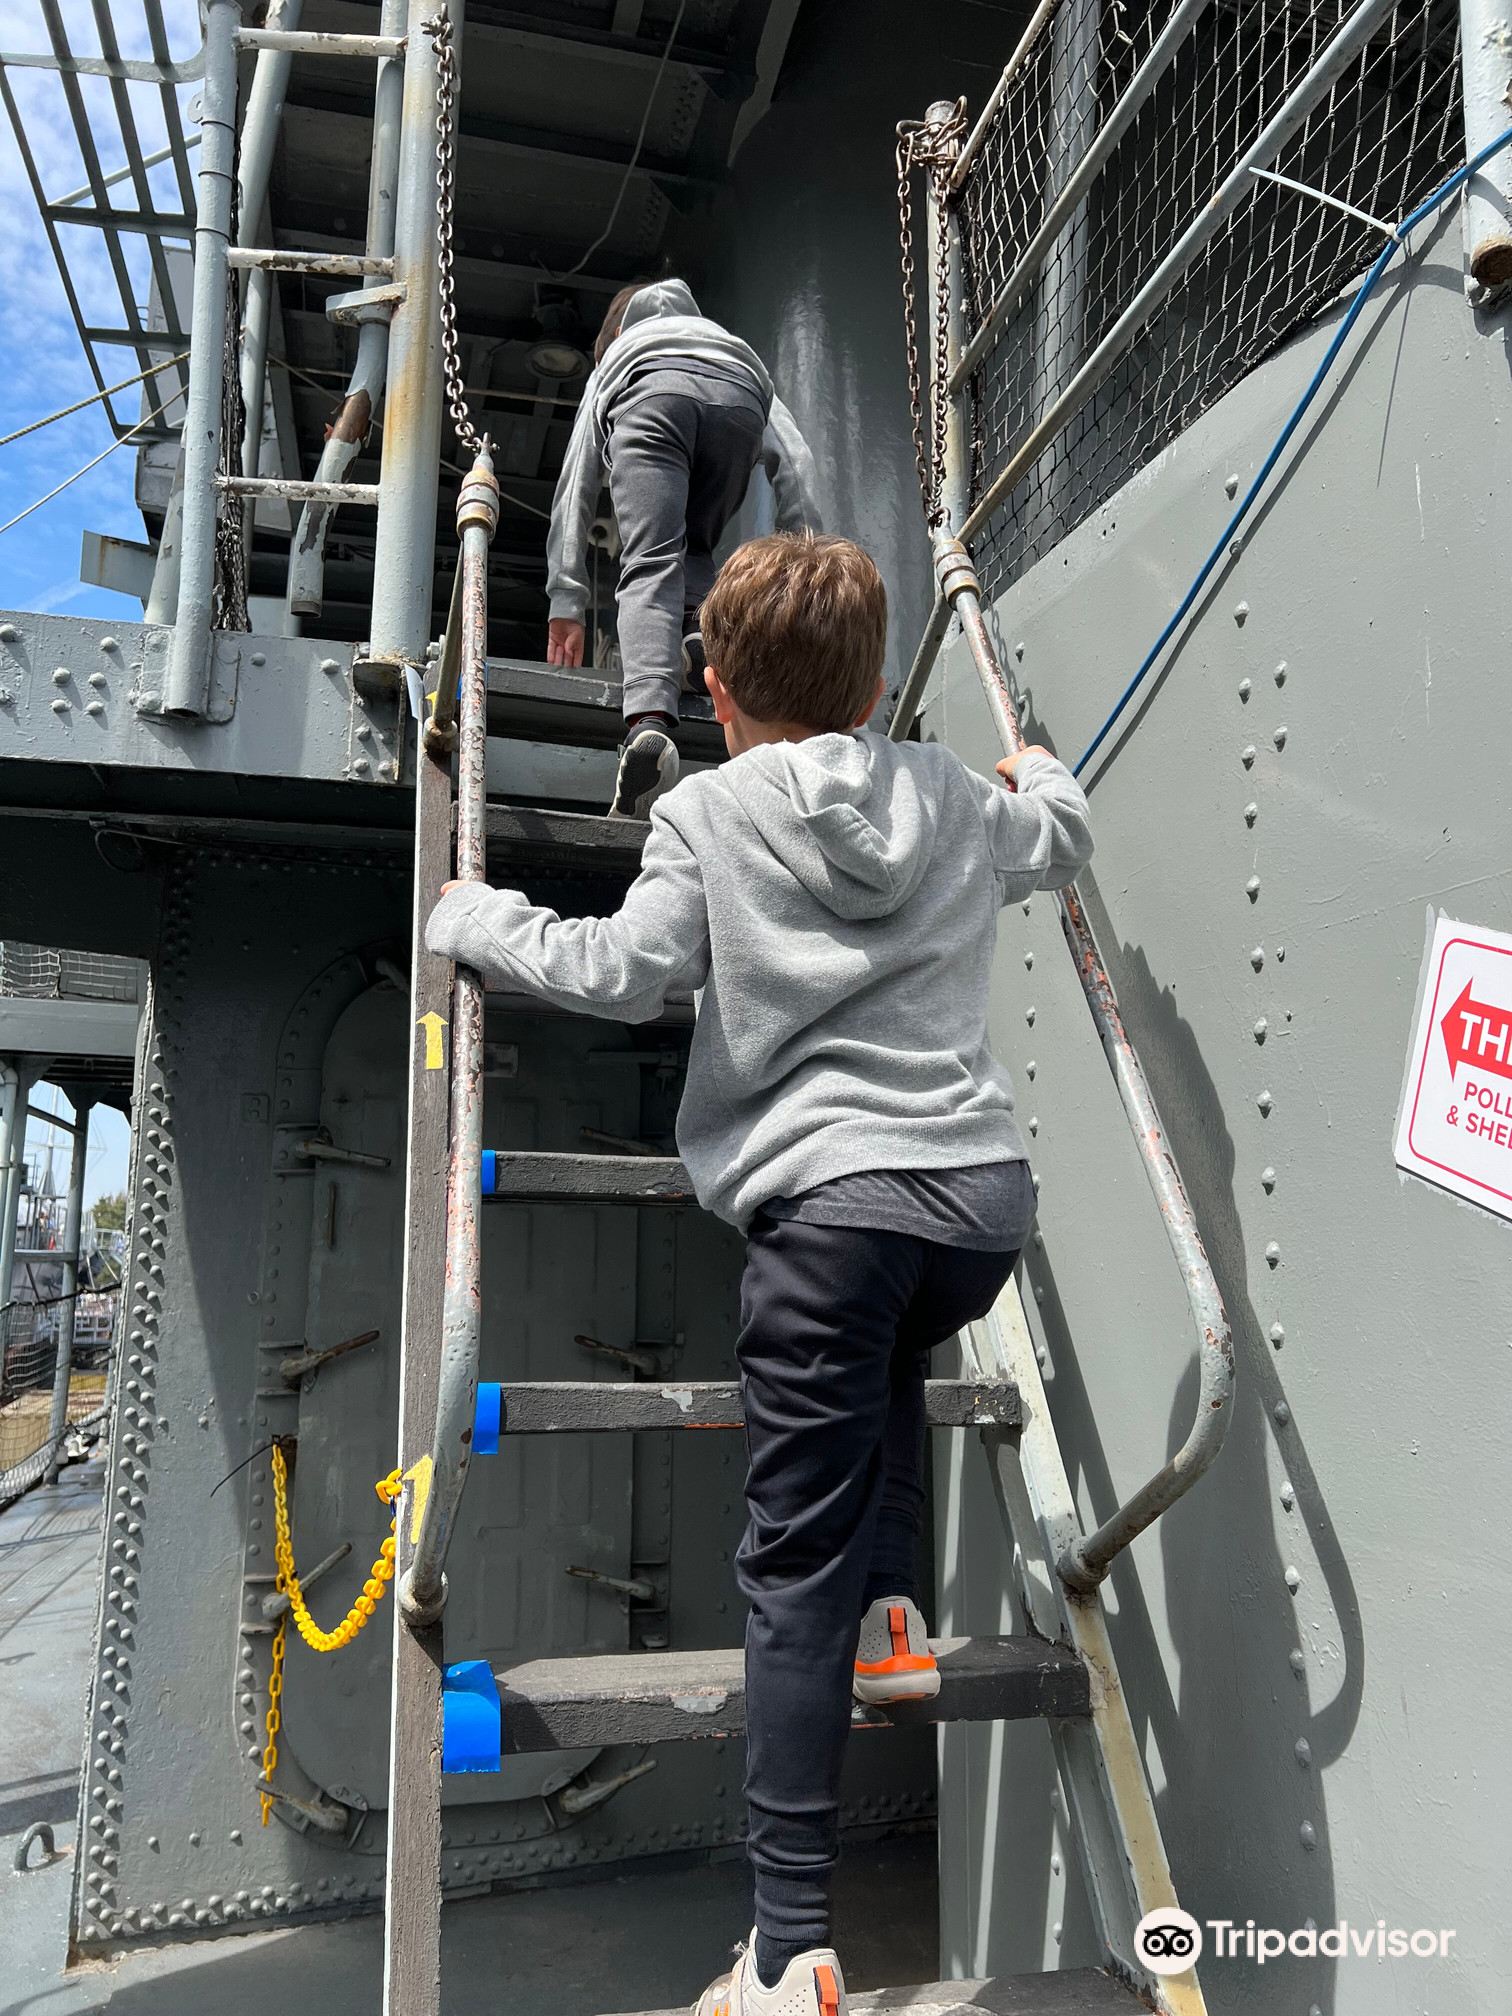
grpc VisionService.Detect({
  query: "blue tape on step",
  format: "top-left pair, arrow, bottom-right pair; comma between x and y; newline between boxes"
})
474,1381 -> 502,1455
442,1660 -> 502,1774
480,1148 -> 496,1195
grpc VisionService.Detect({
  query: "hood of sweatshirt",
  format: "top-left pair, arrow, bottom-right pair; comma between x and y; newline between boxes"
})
619,278 -> 702,329
730,732 -> 940,922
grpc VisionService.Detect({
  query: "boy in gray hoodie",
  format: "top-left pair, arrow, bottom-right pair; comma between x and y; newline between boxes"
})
545,279 -> 821,820
426,533 -> 1093,2016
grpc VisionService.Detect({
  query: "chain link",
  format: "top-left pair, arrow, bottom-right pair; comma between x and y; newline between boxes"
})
895,99 -> 968,529
259,1614 -> 285,1827
423,10 -> 486,457
270,1441 -> 403,1655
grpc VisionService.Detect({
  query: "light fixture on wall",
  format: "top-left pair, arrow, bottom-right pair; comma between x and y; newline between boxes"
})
527,293 -> 590,381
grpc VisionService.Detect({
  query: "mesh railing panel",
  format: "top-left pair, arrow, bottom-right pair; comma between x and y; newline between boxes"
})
0,942 -> 143,1003
956,0 -> 1463,601
0,1291 -> 114,1496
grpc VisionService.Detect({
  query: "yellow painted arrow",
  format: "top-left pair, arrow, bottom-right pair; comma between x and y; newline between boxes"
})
417,1010 -> 447,1070
404,1453 -> 433,1547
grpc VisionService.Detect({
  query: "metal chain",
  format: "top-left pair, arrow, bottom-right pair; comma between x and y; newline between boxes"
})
423,10 -> 486,457
269,1440 -> 403,1655
895,98 -> 967,529
259,1614 -> 285,1827
214,118 -> 250,631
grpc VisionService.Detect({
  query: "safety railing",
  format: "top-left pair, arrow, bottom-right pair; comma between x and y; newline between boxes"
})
893,0 -> 1490,1586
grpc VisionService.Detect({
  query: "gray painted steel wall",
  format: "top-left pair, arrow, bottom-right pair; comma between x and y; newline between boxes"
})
934,213 -> 1512,2014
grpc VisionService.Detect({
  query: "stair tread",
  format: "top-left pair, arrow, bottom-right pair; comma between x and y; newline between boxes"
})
609,1972 -> 1140,2016
496,1635 -> 1089,1750
499,1378 -> 1020,1432
482,802 -> 650,875
483,1148 -> 692,1204
487,657 -> 725,757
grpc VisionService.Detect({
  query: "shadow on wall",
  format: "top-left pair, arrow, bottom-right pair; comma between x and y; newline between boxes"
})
1025,912 -> 1364,2015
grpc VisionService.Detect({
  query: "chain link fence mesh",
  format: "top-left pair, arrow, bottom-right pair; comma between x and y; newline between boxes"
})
956,0 -> 1463,602
0,942 -> 143,1004
0,1287 -> 117,1499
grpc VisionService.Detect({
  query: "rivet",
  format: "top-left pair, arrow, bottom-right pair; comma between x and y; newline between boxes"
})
1023,952 -> 1033,969
189,1831 -> 202,1846
1257,1090 -> 1273,1115
351,756 -> 370,774
1224,472 -> 1239,497
100,636 -> 118,652
1025,1006 -> 1036,1025
86,700 -> 105,716
1274,1401 -> 1291,1426
1253,1017 -> 1268,1042
147,1836 -> 160,1851
1241,744 -> 1256,767
1238,677 -> 1251,701
1273,725 -> 1288,749
1284,1565 -> 1301,1592
1233,600 -> 1249,624
0,688 -> 11,704
1228,539 -> 1243,560
1014,641 -> 1025,661
0,622 -> 17,642
1280,1481 -> 1296,1511
1276,945 -> 1286,963
1274,661 -> 1287,686
1265,1241 -> 1280,1267
1025,1060 -> 1036,1079
1299,1822 -> 1317,1849
1246,876 -> 1260,901
1269,1322 -> 1285,1347
52,666 -> 71,684
320,657 -> 341,675
1244,802 -> 1258,826
1028,1116 -> 1038,1136
250,652 -> 266,668
51,696 -> 71,713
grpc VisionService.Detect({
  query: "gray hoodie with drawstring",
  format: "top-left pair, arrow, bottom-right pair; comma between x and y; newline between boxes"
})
424,732 -> 1093,1232
545,279 -> 821,624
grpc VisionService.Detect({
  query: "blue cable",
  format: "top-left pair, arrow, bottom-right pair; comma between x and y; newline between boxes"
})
1072,125 -> 1512,779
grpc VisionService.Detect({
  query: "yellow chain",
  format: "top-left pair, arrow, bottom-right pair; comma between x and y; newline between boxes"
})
259,1614 -> 286,1827
270,1442 -> 404,1650
258,1444 -> 405,1822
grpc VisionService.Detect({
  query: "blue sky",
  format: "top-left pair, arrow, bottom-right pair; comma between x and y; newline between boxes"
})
1,3 -> 200,1200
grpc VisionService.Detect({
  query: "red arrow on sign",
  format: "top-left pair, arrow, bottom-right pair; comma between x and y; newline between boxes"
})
1441,979 -> 1512,1082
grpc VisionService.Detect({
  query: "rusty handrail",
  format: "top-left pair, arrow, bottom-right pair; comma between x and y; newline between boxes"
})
906,532 -> 1234,1592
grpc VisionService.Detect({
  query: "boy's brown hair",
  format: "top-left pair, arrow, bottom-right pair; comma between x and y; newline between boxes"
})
595,281 -> 650,365
700,533 -> 888,733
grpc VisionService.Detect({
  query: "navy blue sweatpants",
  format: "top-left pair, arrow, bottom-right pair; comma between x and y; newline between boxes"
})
735,1213 -> 1019,1953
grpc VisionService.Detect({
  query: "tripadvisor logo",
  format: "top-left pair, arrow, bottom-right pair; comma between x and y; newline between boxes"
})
1134,1909 -> 1458,1974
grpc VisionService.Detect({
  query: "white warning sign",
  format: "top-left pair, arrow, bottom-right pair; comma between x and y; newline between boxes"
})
1395,914 -> 1512,1221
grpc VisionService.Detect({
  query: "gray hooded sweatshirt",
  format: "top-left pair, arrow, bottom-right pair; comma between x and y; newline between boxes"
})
424,734 -> 1093,1233
546,279 -> 821,624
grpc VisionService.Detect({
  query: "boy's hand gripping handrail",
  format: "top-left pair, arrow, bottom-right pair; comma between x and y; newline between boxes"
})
907,529 -> 1234,1592
398,448 -> 498,1624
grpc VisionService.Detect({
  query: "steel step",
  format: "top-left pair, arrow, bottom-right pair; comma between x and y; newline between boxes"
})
482,802 -> 648,876
499,1377 -> 1021,1432
486,657 -> 725,758
482,1149 -> 692,1205
611,1974 -> 1140,2016
497,1636 -> 1089,1752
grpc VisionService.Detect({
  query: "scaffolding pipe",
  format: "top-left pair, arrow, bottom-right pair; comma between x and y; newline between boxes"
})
237,0 -> 305,485
1460,0 -> 1512,290
399,451 -> 498,1624
288,0 -> 407,620
952,0 -> 1215,392
161,0 -> 241,717
44,1099 -> 92,1473
368,0 -> 458,672
959,0 -> 1401,546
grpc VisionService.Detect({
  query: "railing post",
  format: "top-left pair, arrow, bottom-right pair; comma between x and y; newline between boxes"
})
1460,0 -> 1512,291
367,0 -> 458,678
925,100 -> 969,541
0,1059 -> 31,1319
44,1096 -> 93,1475
162,0 -> 241,717
236,0 -> 305,485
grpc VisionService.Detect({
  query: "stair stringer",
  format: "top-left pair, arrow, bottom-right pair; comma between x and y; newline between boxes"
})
960,1279 -> 1207,2016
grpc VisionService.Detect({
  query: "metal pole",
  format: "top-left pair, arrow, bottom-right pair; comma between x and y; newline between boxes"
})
959,0 -> 1400,546
1460,0 -> 1512,291
399,449 -> 498,1622
288,0 -> 406,619
0,1060 -> 30,1317
920,532 -> 1233,1591
926,100 -> 969,540
951,0 -> 1062,193
44,1097 -> 92,1472
368,0 -> 457,673
162,0 -> 241,717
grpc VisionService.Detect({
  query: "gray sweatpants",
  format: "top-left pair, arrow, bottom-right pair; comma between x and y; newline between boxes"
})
606,380 -> 766,722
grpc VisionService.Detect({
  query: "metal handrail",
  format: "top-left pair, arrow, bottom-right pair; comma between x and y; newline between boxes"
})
397,450 -> 498,1623
901,533 -> 1234,1592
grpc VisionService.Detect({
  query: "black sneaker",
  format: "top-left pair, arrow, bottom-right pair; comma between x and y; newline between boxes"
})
608,724 -> 680,819
680,629 -> 708,695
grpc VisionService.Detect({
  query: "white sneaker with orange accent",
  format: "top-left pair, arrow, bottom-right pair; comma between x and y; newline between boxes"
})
691,1935 -> 847,2016
852,1594 -> 941,1705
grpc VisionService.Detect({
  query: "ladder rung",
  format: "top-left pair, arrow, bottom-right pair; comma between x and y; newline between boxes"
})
225,249 -> 395,278
483,803 -> 648,875
235,27 -> 406,57
497,1636 -> 1090,1752
485,657 -> 724,758
481,1150 -> 692,1206
216,475 -> 380,505
498,1378 -> 1021,1433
